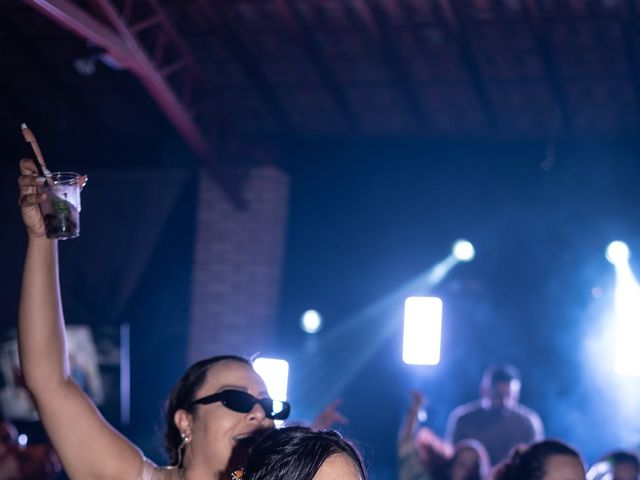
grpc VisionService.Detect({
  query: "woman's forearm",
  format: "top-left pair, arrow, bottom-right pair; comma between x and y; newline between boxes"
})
18,237 -> 69,395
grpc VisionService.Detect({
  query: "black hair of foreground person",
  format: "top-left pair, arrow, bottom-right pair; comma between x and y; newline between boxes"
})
243,426 -> 367,480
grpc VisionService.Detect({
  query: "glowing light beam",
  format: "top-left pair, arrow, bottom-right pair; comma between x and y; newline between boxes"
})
289,249 -> 463,411
612,261 -> 640,376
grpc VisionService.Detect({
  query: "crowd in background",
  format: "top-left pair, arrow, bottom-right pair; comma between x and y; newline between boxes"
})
2,363 -> 639,479
397,364 -> 640,480
7,158 -> 640,480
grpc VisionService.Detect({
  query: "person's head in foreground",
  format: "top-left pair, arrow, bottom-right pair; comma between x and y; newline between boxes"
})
492,439 -> 585,480
165,355 -> 291,478
243,426 -> 366,480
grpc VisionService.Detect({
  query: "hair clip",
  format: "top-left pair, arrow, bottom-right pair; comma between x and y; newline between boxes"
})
231,468 -> 245,480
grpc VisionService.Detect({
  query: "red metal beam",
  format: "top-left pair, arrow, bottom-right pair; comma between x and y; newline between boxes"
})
27,0 -> 131,64
24,0 -> 212,160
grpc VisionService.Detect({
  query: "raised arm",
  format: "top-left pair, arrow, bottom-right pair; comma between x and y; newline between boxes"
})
17,158 -> 145,480
310,399 -> 349,430
398,390 -> 425,445
397,392 -> 449,480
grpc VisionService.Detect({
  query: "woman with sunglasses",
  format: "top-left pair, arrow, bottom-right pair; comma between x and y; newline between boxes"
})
17,156 -> 290,480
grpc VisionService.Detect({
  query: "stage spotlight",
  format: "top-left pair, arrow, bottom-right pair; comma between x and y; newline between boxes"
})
606,241 -> 630,265
402,296 -> 442,365
612,269 -> 640,376
452,239 -> 475,262
253,357 -> 289,402
605,241 -> 640,376
300,309 -> 323,334
614,285 -> 640,376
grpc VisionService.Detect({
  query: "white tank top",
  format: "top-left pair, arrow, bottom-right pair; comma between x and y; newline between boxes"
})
137,458 -> 176,480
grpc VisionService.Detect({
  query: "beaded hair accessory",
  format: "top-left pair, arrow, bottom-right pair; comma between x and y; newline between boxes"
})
231,468 -> 245,480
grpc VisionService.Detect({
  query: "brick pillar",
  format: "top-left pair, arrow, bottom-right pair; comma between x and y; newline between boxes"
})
188,166 -> 289,364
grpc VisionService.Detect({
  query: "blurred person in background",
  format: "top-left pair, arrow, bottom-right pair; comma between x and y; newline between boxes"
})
446,364 -> 544,466
310,399 -> 349,431
398,391 -> 490,480
491,439 -> 584,480
587,450 -> 640,480
0,418 -> 60,480
441,440 -> 491,480
398,390 -> 452,480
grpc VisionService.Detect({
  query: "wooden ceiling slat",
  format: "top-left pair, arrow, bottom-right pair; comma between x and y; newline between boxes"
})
615,0 -> 640,128
272,0 -> 359,129
436,0 -> 498,127
351,0 -> 432,128
194,0 -> 293,130
511,0 -> 572,130
4,0 -> 640,144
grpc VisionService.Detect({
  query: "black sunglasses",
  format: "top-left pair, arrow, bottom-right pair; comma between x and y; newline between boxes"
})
190,389 -> 291,420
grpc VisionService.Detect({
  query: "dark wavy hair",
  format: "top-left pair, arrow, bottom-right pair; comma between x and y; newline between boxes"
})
243,426 -> 367,480
164,355 -> 252,465
492,440 -> 582,480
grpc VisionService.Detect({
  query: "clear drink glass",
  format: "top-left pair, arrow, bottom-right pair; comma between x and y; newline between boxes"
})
39,172 -> 82,239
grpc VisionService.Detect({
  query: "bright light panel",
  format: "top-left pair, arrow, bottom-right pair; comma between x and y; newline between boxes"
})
253,357 -> 289,400
300,309 -> 323,334
403,296 -> 442,365
452,240 -> 475,262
